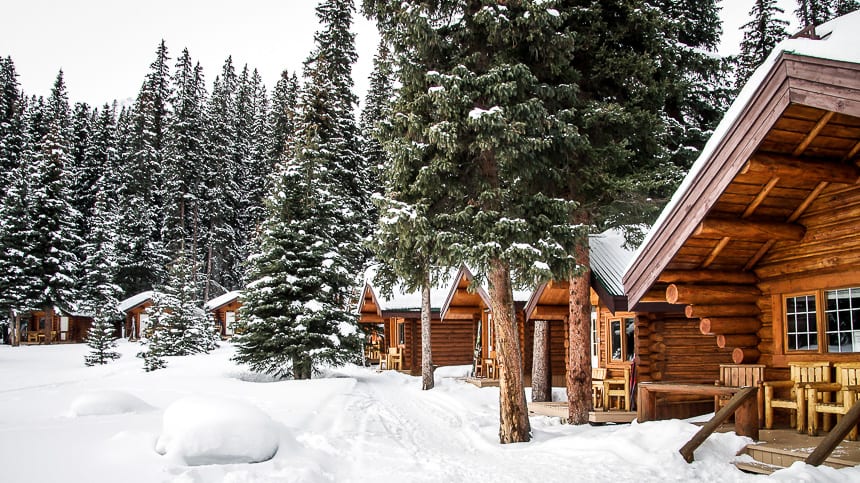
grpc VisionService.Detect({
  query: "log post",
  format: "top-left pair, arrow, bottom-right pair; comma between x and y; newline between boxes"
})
531,320 -> 551,402
666,284 -> 760,305
43,307 -> 53,345
732,347 -> 761,364
699,317 -> 762,335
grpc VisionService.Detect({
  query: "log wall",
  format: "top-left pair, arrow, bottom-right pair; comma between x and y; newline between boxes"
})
520,319 -> 567,384
403,319 -> 476,373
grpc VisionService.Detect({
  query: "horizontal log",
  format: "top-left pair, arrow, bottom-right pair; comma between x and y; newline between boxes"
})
666,284 -> 761,305
658,270 -> 758,285
700,317 -> 762,335
716,334 -> 760,349
694,218 -> 806,242
649,342 -> 666,353
685,304 -> 761,319
639,289 -> 671,304
742,153 -> 860,184
529,305 -> 569,320
443,306 -> 480,319
732,347 -> 761,364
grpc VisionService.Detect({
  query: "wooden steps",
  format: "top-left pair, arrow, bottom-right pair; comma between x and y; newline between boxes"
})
735,428 -> 860,474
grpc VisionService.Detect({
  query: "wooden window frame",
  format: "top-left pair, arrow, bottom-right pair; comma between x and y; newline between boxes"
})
780,287 -> 860,355
608,316 -> 635,363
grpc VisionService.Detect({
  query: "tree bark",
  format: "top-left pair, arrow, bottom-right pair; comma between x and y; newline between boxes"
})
43,306 -> 53,345
421,274 -> 434,390
531,320 -> 551,402
488,257 -> 531,443
11,310 -> 19,346
567,242 -> 592,425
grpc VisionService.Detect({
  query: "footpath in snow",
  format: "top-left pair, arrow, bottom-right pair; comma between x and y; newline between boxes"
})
0,341 -> 856,482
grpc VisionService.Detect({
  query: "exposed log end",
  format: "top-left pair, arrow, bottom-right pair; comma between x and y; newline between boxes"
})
732,347 -> 762,364
685,304 -> 761,319
667,284 -> 761,305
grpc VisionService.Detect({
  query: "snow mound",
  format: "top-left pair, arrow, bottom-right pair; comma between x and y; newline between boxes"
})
69,391 -> 154,416
155,396 -> 279,466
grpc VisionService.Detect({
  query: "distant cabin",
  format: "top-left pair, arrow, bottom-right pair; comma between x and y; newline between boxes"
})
205,291 -> 241,338
17,307 -> 94,344
118,291 -> 155,340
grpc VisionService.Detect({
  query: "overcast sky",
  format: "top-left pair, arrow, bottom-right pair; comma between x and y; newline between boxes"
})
2,1 -> 800,108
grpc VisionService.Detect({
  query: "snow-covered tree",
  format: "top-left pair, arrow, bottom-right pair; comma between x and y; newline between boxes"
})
268,70 -> 300,164
234,0 -> 363,380
736,0 -> 790,88
0,56 -> 25,190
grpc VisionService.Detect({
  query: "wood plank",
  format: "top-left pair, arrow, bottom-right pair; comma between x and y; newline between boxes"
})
742,177 -> 781,218
742,153 -> 860,184
659,270 -> 757,285
793,111 -> 834,156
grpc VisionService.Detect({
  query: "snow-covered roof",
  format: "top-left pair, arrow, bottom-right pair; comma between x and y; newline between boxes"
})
623,11 -> 860,304
205,291 -> 241,311
589,229 -> 635,298
117,291 -> 155,313
361,267 -> 455,313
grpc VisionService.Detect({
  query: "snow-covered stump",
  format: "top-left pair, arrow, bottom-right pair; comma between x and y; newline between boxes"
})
155,396 -> 280,466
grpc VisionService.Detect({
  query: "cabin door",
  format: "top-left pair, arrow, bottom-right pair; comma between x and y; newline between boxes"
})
225,311 -> 235,336
60,316 -> 69,341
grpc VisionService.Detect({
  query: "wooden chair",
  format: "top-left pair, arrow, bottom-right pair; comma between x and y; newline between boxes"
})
604,365 -> 632,412
715,364 -> 766,426
763,361 -> 831,432
388,347 -> 402,371
475,357 -> 484,378
592,367 -> 607,409
807,362 -> 860,440
484,350 -> 497,379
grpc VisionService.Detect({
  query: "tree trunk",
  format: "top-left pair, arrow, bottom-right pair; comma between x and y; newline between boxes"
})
488,257 -> 531,443
421,274 -> 434,390
531,320 -> 551,402
43,306 -> 53,345
567,242 -> 592,424
11,310 -> 19,346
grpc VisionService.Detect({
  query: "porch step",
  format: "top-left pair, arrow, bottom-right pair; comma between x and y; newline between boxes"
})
733,460 -> 782,475
738,429 -> 860,472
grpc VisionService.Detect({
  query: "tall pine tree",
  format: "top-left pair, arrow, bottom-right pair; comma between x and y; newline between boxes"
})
736,0 -> 790,88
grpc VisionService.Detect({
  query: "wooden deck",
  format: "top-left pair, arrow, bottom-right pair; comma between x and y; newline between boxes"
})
527,401 -> 636,424
736,428 -> 860,474
462,377 -> 500,388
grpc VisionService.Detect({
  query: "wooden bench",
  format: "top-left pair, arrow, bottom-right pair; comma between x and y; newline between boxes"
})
638,382 -> 758,439
764,361 -> 831,433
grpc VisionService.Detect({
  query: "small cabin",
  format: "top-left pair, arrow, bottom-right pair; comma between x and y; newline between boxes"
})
357,270 -> 473,373
440,265 -> 534,381
118,291 -> 155,340
205,291 -> 241,338
623,13 -> 860,428
18,307 -> 94,344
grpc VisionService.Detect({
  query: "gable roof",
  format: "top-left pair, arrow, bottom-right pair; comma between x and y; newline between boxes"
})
623,12 -> 860,307
205,290 -> 241,311
358,268 -> 454,315
117,291 -> 155,313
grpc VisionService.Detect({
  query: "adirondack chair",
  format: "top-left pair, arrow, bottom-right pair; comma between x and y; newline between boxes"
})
715,364 -> 766,426
592,367 -> 607,409
806,362 -> 860,440
763,361 -> 831,432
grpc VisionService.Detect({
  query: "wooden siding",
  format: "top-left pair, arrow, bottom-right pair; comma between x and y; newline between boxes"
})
210,299 -> 241,338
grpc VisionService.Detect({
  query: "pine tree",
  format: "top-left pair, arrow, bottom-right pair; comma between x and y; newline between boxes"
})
794,0 -> 857,26
234,0 -> 363,379
81,184 -> 123,365
0,57 -> 25,191
25,71 -> 82,341
268,70 -> 300,164
737,0 -> 790,88
832,0 -> 860,16
359,40 -> 393,228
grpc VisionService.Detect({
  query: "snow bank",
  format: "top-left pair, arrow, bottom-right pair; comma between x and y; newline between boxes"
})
68,391 -> 154,417
155,396 -> 279,466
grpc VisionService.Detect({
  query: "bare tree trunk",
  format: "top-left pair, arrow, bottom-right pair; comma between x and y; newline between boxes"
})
204,243 -> 213,303
567,242 -> 592,424
43,306 -> 53,345
421,275 -> 434,390
532,320 -> 551,402
10,310 -> 19,346
488,257 -> 531,443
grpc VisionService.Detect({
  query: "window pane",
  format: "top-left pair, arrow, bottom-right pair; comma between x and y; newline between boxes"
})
624,318 -> 635,361
610,320 -> 622,360
786,294 -> 818,351
825,287 -> 860,353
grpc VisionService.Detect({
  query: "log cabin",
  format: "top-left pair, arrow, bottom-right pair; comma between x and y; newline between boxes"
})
622,13 -> 860,430
439,265 -> 535,381
205,291 -> 241,339
18,307 -> 95,343
357,270 -> 470,373
118,291 -> 155,340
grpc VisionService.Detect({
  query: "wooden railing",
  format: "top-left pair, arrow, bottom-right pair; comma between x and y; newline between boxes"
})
679,386 -> 757,463
806,398 -> 860,466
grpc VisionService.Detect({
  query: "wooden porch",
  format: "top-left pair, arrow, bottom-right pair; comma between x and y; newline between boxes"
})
738,428 -> 860,474
526,401 -> 637,423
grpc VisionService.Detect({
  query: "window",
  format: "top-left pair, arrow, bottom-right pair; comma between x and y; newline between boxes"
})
786,293 -> 818,351
397,320 -> 405,345
609,317 -> 635,362
225,311 -> 236,336
487,313 -> 494,351
784,287 -> 860,354
590,308 -> 598,365
825,288 -> 860,353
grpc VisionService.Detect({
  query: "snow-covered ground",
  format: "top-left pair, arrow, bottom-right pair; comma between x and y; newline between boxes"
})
0,342 -> 856,482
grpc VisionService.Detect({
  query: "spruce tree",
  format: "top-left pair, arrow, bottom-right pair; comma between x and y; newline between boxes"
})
0,57 -> 25,190
234,0 -> 363,380
82,190 -> 123,365
737,0 -> 790,88
268,70 -> 300,164
794,0 -> 857,26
